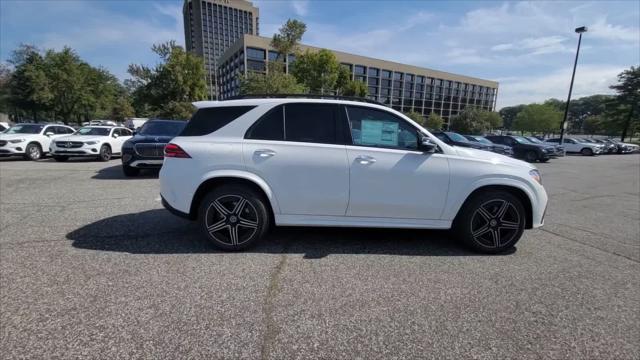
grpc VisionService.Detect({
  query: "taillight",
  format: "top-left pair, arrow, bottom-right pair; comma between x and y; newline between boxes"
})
164,143 -> 191,158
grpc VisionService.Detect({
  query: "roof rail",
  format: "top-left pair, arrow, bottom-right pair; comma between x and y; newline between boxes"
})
225,94 -> 385,106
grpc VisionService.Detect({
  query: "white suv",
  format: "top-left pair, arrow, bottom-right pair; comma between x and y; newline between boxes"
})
49,126 -> 133,161
0,123 -> 75,160
160,98 -> 548,253
544,137 -> 603,156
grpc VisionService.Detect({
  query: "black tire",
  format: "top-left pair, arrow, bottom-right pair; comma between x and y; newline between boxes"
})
24,143 -> 42,161
122,164 -> 140,177
524,151 -> 538,162
198,185 -> 270,251
453,190 -> 526,254
539,158 -> 550,163
53,156 -> 69,162
98,144 -> 112,161
581,148 -> 593,156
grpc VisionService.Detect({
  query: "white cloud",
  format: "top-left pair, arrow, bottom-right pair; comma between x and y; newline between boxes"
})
291,0 -> 309,17
589,18 -> 640,42
491,36 -> 571,55
497,65 -> 623,108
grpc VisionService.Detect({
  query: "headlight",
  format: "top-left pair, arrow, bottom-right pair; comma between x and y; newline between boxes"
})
529,169 -> 542,185
8,139 -> 25,143
85,141 -> 99,145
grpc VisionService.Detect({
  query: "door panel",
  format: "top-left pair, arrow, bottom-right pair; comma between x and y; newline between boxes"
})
243,141 -> 349,216
346,146 -> 449,219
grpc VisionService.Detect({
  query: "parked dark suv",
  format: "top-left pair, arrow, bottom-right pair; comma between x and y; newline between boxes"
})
432,131 -> 492,151
485,135 -> 555,162
121,119 -> 186,176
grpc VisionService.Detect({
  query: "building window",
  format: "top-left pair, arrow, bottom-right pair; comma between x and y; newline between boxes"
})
393,72 -> 403,80
368,67 -> 379,77
381,70 -> 392,78
354,65 -> 366,75
368,78 -> 379,86
246,47 -> 265,60
268,50 -> 281,62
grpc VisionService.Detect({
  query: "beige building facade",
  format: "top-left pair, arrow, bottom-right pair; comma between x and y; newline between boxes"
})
217,35 -> 499,124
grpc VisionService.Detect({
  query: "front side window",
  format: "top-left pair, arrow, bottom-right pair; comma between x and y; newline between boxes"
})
346,106 -> 418,150
5,124 -> 45,134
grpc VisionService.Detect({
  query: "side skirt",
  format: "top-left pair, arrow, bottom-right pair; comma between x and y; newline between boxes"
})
275,214 -> 452,230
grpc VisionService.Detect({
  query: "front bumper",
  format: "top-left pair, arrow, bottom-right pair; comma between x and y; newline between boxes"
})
50,144 -> 100,156
122,149 -> 164,168
0,146 -> 26,155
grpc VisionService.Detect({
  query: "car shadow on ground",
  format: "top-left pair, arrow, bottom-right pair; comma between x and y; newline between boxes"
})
91,164 -> 160,180
66,209 -> 516,258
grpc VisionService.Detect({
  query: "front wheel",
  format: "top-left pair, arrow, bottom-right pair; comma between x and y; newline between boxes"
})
24,143 -> 42,160
98,145 -> 112,161
198,185 -> 270,251
581,148 -> 593,156
453,191 -> 526,254
524,151 -> 537,162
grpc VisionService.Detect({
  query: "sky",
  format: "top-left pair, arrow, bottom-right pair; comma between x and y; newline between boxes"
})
1,0 -> 638,109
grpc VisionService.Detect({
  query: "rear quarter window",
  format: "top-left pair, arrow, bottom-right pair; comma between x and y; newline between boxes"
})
181,106 -> 256,136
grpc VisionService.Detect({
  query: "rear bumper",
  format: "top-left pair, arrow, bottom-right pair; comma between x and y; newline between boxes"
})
161,195 -> 192,220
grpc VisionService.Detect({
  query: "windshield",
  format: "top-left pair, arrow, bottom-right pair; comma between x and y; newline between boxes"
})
446,132 -> 469,142
526,137 -> 543,144
74,127 -> 110,136
5,124 -> 44,134
472,136 -> 493,145
513,136 -> 532,144
139,121 -> 186,136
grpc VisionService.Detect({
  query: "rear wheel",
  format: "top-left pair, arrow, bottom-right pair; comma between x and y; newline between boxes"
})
122,164 -> 140,177
524,151 -> 537,162
24,143 -> 42,160
98,145 -> 112,161
198,185 -> 270,251
454,190 -> 526,254
581,147 -> 593,156
53,156 -> 69,162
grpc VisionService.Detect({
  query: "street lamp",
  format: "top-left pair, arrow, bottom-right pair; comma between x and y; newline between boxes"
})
559,26 -> 587,143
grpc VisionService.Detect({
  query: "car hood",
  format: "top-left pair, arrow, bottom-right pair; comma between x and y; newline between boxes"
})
56,135 -> 106,142
454,146 -> 534,169
128,134 -> 176,143
0,133 -> 39,140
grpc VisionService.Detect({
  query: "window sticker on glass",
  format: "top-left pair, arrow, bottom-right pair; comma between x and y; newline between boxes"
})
361,119 -> 399,147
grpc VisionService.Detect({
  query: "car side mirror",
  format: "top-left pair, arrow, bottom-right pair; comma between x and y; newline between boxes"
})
419,136 -> 437,153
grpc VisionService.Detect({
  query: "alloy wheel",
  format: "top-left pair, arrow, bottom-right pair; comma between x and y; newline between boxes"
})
29,145 -> 41,160
205,194 -> 259,246
470,199 -> 521,248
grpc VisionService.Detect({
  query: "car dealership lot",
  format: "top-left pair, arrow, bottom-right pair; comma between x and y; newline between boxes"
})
1,156 -> 638,358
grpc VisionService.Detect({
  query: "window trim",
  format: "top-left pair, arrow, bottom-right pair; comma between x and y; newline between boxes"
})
343,105 -> 422,151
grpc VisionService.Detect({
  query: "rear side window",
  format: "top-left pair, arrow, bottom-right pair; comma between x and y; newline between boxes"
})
245,103 -> 339,144
181,106 -> 256,136
285,104 -> 337,144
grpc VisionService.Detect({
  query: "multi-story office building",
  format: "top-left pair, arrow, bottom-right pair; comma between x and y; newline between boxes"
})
183,0 -> 259,99
217,35 -> 498,125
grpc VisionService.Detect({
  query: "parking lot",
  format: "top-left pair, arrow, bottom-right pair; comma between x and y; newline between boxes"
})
1,155 -> 638,359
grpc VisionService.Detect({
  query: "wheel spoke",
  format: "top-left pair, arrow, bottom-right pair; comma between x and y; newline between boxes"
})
473,225 -> 491,237
491,229 -> 501,247
238,217 -> 258,229
232,198 -> 247,215
207,219 -> 227,233
496,201 -> 509,220
476,206 -> 493,221
212,200 -> 230,216
499,220 -> 520,230
229,225 -> 239,245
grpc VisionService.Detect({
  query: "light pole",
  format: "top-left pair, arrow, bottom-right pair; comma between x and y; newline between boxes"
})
559,26 -> 587,143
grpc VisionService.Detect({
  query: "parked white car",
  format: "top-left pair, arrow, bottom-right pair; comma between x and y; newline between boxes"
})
544,137 -> 603,156
0,123 -> 75,160
49,126 -> 133,161
160,98 -> 548,254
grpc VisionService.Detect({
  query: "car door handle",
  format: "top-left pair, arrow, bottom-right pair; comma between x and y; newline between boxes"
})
255,149 -> 276,158
355,155 -> 376,165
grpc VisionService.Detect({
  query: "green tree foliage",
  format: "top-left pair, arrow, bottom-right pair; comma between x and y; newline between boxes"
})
128,41 -> 206,119
7,45 -> 51,121
449,107 -> 501,134
240,69 -> 306,95
403,111 -> 425,126
110,96 -> 135,122
512,103 -> 562,135
291,49 -> 340,94
582,115 -> 603,135
609,66 -> 639,141
270,19 -> 306,64
425,112 -> 444,130
341,80 -> 368,97
499,104 -> 525,130
0,64 -> 11,114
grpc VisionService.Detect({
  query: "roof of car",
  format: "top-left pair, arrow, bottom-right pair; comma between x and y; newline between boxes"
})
193,98 -> 392,111
81,125 -> 119,129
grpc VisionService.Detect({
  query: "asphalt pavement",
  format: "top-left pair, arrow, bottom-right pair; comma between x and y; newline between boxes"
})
1,154 -> 638,359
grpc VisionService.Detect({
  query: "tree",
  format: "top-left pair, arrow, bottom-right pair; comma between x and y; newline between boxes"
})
512,103 -> 562,135
291,49 -> 340,94
582,115 -> 603,135
499,104 -> 525,130
609,66 -> 640,141
478,110 -> 503,131
7,45 -> 52,121
110,95 -> 135,122
128,41 -> 206,119
270,19 -> 306,64
425,112 -> 444,130
403,111 -> 425,126
341,80 -> 368,97
0,64 -> 11,115
240,70 -> 306,95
